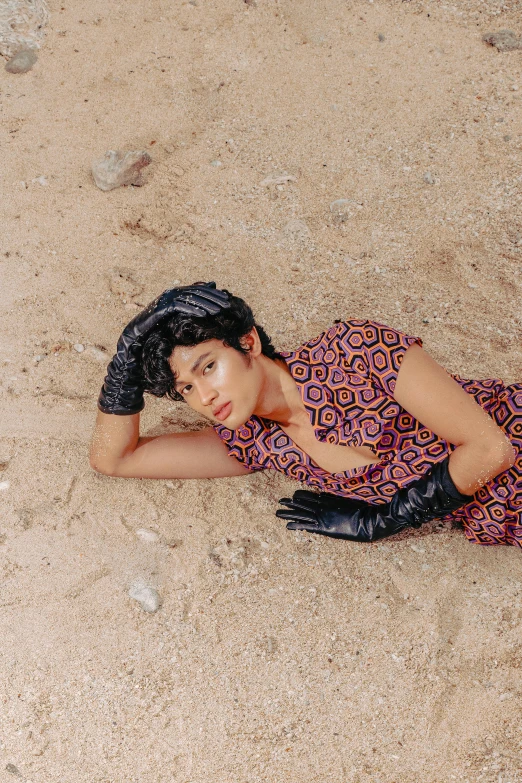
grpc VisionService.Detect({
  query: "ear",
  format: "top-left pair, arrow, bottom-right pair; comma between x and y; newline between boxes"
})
240,327 -> 262,357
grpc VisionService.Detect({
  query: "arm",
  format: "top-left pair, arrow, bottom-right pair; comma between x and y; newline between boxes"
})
90,411 -> 251,479
277,342 -> 516,542
393,343 -> 516,494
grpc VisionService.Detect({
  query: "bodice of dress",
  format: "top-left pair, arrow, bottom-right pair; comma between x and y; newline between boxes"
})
213,320 -> 508,505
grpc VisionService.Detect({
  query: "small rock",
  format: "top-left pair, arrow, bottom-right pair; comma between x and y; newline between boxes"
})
329,198 -> 356,223
423,172 -> 436,185
5,764 -> 23,778
91,150 -> 152,191
108,267 -> 143,299
73,343 -> 85,353
5,49 -> 38,74
210,159 -> 222,167
33,355 -> 45,363
260,172 -> 297,187
171,166 -> 185,177
129,580 -> 161,613
378,33 -> 385,42
0,481 -> 10,491
135,528 -> 160,543
281,219 -> 310,241
85,345 -> 110,362
32,176 -> 48,186
482,30 -> 521,52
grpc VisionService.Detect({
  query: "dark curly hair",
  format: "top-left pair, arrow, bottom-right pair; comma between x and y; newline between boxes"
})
141,291 -> 278,402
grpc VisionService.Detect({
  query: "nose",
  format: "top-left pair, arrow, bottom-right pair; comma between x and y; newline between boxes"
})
197,380 -> 218,408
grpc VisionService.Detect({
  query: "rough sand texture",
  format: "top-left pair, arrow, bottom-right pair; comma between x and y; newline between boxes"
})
1,0 -> 522,781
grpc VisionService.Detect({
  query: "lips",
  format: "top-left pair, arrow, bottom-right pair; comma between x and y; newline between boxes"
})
213,401 -> 232,422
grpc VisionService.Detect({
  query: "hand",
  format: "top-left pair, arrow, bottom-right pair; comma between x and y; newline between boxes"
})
276,490 -> 381,541
276,458 -> 473,543
98,282 -> 230,415
122,282 -> 230,344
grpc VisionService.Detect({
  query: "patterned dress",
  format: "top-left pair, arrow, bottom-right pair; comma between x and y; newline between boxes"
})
213,320 -> 522,547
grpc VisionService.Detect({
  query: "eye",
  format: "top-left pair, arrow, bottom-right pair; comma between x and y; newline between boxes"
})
203,361 -> 215,375
180,383 -> 192,396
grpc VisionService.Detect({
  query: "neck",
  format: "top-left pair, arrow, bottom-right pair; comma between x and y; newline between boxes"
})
253,355 -> 306,426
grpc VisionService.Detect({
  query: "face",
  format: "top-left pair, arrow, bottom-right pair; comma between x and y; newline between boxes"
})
169,330 -> 264,428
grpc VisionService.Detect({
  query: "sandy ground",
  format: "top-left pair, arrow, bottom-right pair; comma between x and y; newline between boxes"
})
1,0 -> 522,781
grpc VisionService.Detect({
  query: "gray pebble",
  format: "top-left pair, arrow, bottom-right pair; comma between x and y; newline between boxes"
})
482,30 -> 521,52
5,764 -> 23,778
129,580 -> 161,613
5,49 -> 37,74
423,172 -> 436,185
378,33 -> 385,42
329,198 -> 356,223
210,159 -> 222,167
91,150 -> 152,192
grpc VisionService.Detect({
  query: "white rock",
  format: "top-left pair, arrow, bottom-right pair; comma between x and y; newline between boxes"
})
135,528 -> 160,543
85,345 -> 110,362
0,481 -> 10,491
91,150 -> 152,191
129,580 -> 161,613
32,176 -> 48,186
73,343 -> 85,353
210,159 -> 222,167
260,173 -> 297,187
423,172 -> 436,185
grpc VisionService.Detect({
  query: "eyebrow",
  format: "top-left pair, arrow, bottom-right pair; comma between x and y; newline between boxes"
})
174,351 -> 213,388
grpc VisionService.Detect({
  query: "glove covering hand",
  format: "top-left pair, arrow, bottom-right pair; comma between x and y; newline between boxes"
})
98,282 -> 230,415
276,456 -> 473,542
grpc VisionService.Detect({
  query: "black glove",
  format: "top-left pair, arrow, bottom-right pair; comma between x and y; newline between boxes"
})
98,282 -> 230,415
276,456 -> 473,542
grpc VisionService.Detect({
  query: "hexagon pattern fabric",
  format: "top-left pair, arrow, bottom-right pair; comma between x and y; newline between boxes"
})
214,320 -> 521,547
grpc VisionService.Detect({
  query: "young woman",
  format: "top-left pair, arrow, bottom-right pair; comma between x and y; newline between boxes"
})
89,282 -> 521,547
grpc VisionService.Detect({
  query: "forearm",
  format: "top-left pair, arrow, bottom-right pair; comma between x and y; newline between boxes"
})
447,435 -> 516,495
89,410 -> 140,474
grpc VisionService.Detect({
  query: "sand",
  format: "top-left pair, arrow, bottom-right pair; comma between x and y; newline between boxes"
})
1,0 -> 522,781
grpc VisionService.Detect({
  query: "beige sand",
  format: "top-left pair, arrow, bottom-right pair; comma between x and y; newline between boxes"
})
1,0 -> 522,780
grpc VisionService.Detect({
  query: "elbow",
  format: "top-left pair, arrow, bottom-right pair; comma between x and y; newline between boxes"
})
485,437 -> 517,474
89,453 -> 119,477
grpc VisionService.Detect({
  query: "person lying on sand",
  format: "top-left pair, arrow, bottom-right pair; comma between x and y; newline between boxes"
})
89,282 -> 521,547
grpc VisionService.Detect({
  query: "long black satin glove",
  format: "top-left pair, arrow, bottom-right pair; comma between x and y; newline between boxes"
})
276,456 -> 473,542
97,282 -> 230,415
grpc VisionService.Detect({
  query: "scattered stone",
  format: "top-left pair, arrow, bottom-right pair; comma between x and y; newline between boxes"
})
329,199 -> 356,223
423,172 -> 436,185
378,33 -> 385,42
0,481 -> 10,491
5,764 -> 23,778
5,49 -> 37,74
281,219 -> 310,242
85,345 -> 110,362
32,176 -> 48,186
129,580 -> 161,613
33,354 -> 45,363
135,528 -> 160,543
108,267 -> 143,300
210,159 -> 222,167
91,150 -> 152,191
73,343 -> 84,353
482,30 -> 521,52
260,172 -> 297,187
